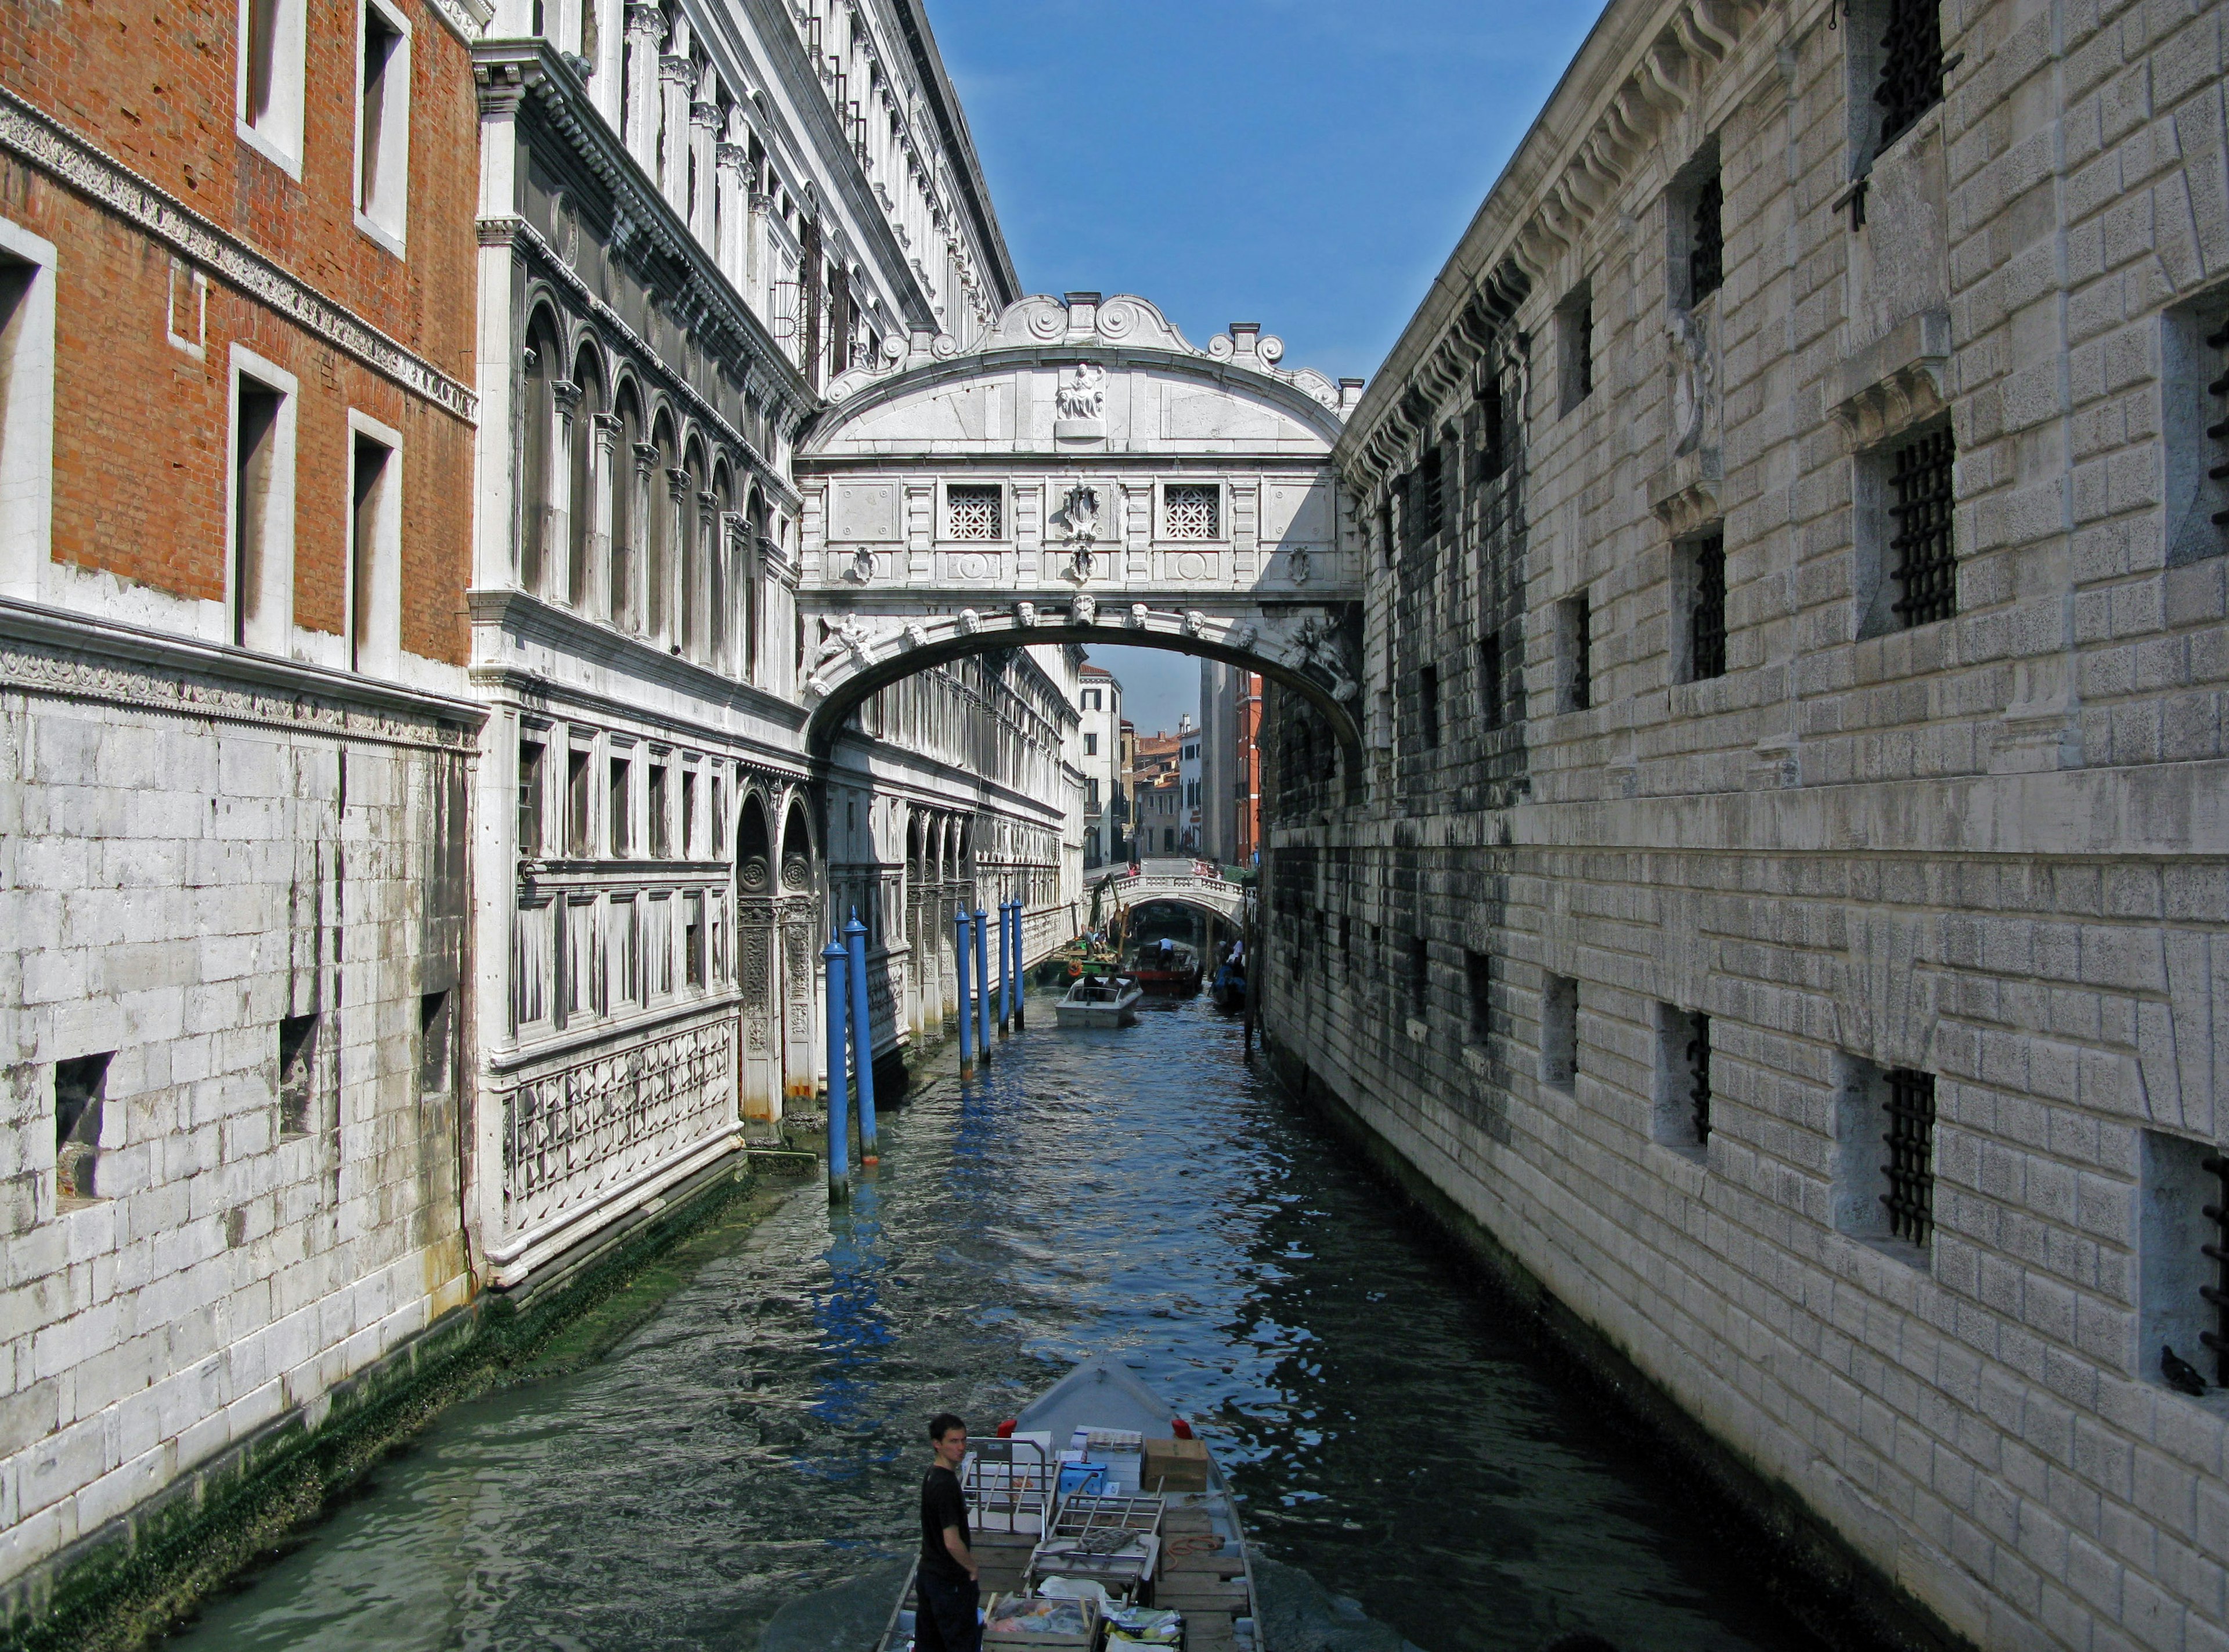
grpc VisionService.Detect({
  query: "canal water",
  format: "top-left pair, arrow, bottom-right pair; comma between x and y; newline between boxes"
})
165,993 -> 1825,1652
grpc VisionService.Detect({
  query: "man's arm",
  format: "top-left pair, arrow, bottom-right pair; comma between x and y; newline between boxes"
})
942,1524 -> 976,1580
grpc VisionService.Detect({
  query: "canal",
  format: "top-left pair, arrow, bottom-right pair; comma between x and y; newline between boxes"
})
166,993 -> 1826,1652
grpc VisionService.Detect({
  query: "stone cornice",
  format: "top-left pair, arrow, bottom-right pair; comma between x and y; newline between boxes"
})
1337,0 -> 1773,492
0,598 -> 484,751
475,40 -> 818,438
0,85 -> 477,423
423,0 -> 495,49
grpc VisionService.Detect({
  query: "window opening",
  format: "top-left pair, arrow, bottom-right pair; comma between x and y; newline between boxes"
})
609,756 -> 632,856
1409,935 -> 1429,1017
1541,973 -> 1578,1090
277,1013 -> 319,1138
419,990 -> 451,1093
1689,172 -> 1725,304
349,431 -> 395,673
234,378 -> 285,650
55,1052 -> 111,1203
1687,1012 -> 1713,1145
566,748 -> 590,856
1563,593 -> 1592,711
1164,484 -> 1221,541
1084,733 -> 1098,756
518,740 -> 544,856
2201,1152 -> 2229,1386
356,2 -> 407,236
1476,366 -> 1506,481
946,484 -> 1002,541
1690,532 -> 1727,680
681,769 -> 697,859
1417,448 -> 1444,539
649,762 -> 670,857
1479,633 -> 1505,730
1874,0 -> 1945,153
710,775 -> 727,858
685,892 -> 705,988
1888,425 -> 1956,626
1465,951 -> 1491,1039
2207,319 -> 2229,536
1881,1067 -> 1937,1247
1419,665 -> 1441,749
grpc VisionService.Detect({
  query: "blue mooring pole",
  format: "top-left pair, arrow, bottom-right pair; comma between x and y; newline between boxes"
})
973,906 -> 993,1054
845,909 -> 878,1164
822,935 -> 851,1199
954,908 -> 975,1067
996,897 -> 1012,1035
1005,899 -> 1023,1031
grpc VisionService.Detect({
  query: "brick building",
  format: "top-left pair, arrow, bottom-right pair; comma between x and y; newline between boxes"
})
0,0 -> 489,1621
1262,0 -> 2229,1646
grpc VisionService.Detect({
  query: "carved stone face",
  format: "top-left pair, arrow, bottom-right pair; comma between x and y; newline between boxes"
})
1015,601 -> 1037,627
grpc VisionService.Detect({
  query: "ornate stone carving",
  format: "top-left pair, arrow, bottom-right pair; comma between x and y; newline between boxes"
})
1668,306 -> 1713,457
1069,593 -> 1097,627
1282,613 -> 1359,702
1013,601 -> 1037,628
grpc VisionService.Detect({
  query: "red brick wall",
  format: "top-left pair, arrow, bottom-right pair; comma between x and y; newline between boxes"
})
0,0 -> 478,665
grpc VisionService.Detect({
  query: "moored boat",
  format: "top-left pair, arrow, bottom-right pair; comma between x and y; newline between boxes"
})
1209,958 -> 1246,1011
1054,976 -> 1144,1028
874,1359 -> 1263,1652
1128,940 -> 1202,997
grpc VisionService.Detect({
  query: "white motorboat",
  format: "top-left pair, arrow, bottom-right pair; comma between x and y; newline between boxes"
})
1054,975 -> 1143,1028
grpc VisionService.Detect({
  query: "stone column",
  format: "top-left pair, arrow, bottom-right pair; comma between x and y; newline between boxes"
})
696,488 -> 720,664
689,96 -> 719,251
622,3 -> 663,176
716,139 -> 750,294
629,439 -> 658,633
659,464 -> 688,649
589,411 -> 619,624
659,55 -> 693,214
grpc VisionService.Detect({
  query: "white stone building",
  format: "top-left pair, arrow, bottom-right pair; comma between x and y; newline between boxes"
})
1077,662 -> 1124,868
1263,0 -> 2229,1647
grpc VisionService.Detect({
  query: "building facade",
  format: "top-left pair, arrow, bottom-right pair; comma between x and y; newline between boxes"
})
1078,662 -> 1124,867
0,0 -> 490,1614
1261,0 -> 2229,1647
1197,662 -> 1260,869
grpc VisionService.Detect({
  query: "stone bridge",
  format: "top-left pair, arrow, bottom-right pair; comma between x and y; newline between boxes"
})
1103,861 -> 1251,927
788,293 -> 1366,760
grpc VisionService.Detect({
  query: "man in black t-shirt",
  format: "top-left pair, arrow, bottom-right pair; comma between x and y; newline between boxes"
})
917,1412 -> 980,1652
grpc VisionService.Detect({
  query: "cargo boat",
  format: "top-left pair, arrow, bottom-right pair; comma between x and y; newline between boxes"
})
1128,940 -> 1202,997
874,1359 -> 1262,1652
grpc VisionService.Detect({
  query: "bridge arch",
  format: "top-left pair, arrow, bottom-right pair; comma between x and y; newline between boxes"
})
789,292 -> 1368,774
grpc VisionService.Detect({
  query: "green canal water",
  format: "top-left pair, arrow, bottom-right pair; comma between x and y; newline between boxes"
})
162,993 -> 1826,1652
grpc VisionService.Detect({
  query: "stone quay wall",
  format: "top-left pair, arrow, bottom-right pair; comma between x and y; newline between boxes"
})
1264,1 -> 2229,1649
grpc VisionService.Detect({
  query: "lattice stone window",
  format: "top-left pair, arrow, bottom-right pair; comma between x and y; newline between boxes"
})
1888,424 -> 1956,627
1163,484 -> 1220,541
945,484 -> 1003,541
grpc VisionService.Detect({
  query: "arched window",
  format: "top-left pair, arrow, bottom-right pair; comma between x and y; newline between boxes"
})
612,387 -> 644,627
519,315 -> 561,594
568,347 -> 604,609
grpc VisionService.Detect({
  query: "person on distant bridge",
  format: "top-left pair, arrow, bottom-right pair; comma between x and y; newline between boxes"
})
918,1413 -> 981,1652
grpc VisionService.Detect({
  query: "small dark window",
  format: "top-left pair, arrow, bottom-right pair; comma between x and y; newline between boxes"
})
609,756 -> 632,856
2201,1151 -> 2229,1384
1339,912 -> 1352,970
681,769 -> 698,859
1561,594 -> 1593,711
1541,973 -> 1578,1090
278,1013 -> 319,1137
1476,366 -> 1506,482
685,892 -> 705,988
1689,171 -> 1725,304
1687,1012 -> 1713,1145
1560,294 -> 1594,413
2206,319 -> 2229,539
566,748 -> 590,856
55,1052 -> 111,1203
1418,446 -> 1445,539
1418,665 -> 1441,749
710,774 -> 726,857
1881,1067 -> 1937,1248
419,991 -> 451,1094
1377,497 -> 1395,567
1465,951 -> 1492,1038
649,763 -> 670,859
1888,425 -> 1957,627
1409,936 -> 1430,1017
1874,0 -> 1945,154
1479,633 -> 1505,730
518,740 -> 544,857
1690,532 -> 1727,680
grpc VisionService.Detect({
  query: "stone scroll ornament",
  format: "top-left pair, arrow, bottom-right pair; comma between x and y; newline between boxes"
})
1281,613 -> 1360,702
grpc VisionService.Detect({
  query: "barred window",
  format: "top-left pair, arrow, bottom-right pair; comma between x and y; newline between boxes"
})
1888,425 -> 1956,626
1881,1067 -> 1937,1248
1689,532 -> 1727,680
946,484 -> 1003,541
2209,319 -> 2229,538
1561,593 -> 1592,711
1874,0 -> 1944,153
1479,632 -> 1505,729
1689,171 -> 1724,304
1686,1012 -> 1713,1145
1418,446 -> 1445,538
1164,484 -> 1220,540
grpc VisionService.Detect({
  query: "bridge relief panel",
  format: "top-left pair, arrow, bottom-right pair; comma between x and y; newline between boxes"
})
791,294 -> 1367,754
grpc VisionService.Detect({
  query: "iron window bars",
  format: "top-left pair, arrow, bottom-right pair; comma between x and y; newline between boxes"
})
1687,1012 -> 1713,1145
1569,595 -> 1593,710
1888,425 -> 1957,626
1689,173 -> 1725,304
1418,446 -> 1446,538
2208,320 -> 2229,534
1480,633 -> 1505,729
1874,0 -> 1945,152
1690,532 -> 1727,680
1572,302 -> 1595,401
1881,1067 -> 1937,1247
2202,1151 -> 2229,1383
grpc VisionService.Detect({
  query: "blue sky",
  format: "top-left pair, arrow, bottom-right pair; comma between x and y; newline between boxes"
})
925,0 -> 1611,728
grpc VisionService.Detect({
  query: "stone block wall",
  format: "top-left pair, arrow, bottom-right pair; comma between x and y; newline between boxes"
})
1282,0 -> 2229,1647
0,626 -> 478,1596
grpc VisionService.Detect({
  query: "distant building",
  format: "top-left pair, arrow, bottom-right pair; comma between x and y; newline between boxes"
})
1198,663 -> 1261,868
1078,663 -> 1125,868
1127,720 -> 1192,857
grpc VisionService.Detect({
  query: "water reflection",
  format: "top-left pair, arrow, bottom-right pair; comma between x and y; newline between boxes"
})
164,994 -> 1822,1652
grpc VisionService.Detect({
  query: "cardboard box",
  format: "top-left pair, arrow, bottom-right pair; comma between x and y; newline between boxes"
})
1139,1437 -> 1209,1494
